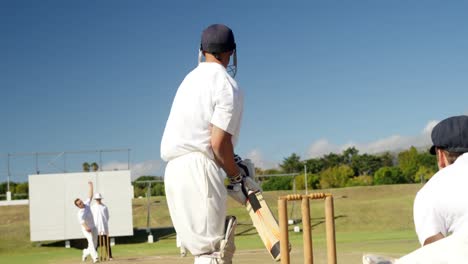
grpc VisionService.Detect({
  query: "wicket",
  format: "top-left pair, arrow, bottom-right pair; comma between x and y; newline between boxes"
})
278,193 -> 337,264
98,234 -> 111,261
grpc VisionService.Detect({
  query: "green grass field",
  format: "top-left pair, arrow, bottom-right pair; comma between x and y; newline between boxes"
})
0,184 -> 422,263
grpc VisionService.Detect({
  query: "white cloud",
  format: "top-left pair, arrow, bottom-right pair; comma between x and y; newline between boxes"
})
245,149 -> 278,170
103,160 -> 164,180
423,120 -> 438,134
108,120 -> 442,174
307,139 -> 341,158
306,120 -> 439,158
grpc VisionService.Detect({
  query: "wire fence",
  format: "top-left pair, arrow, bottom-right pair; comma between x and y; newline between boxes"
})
0,149 -> 131,194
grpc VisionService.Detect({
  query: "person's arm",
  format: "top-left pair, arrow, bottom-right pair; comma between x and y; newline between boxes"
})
211,125 -> 240,178
82,223 -> 91,232
413,189 -> 445,246
423,232 -> 444,246
88,181 -> 93,200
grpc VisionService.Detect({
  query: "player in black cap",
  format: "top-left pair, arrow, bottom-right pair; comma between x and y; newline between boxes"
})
199,24 -> 237,77
161,24 -> 244,264
395,115 -> 468,263
429,115 -> 468,164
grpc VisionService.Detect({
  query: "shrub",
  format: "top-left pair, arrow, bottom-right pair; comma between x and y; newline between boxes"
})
374,166 -> 405,185
414,166 -> 436,183
262,176 -> 293,191
295,173 -> 320,190
346,175 -> 373,187
319,165 -> 354,189
151,183 -> 165,196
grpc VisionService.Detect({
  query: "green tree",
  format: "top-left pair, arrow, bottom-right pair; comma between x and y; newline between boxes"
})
151,183 -> 165,196
346,175 -> 373,187
15,182 -> 28,194
351,154 -> 384,176
295,174 -> 306,190
374,166 -> 405,185
304,158 -> 324,174
134,175 -> 157,182
90,162 -> 99,172
262,176 -> 293,191
342,147 -> 359,165
257,168 -> 282,181
414,166 -> 436,183
263,168 -> 281,175
417,152 -> 438,172
1,182 -> 18,199
322,153 -> 343,169
133,184 -> 146,198
254,167 -> 264,176
0,182 -> 8,194
319,165 -> 354,189
82,162 -> 90,172
280,153 -> 303,173
14,182 -> 29,199
296,173 -> 320,190
380,152 -> 395,167
397,146 -> 419,183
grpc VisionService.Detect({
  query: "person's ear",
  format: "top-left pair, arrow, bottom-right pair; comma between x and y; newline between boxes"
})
436,148 -> 447,169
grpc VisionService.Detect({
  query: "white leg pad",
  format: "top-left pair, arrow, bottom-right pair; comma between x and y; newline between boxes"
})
219,216 -> 237,264
196,216 -> 237,264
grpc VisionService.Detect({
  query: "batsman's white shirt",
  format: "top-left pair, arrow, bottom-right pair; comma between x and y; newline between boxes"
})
161,62 -> 243,161
161,62 -> 243,256
413,153 -> 468,245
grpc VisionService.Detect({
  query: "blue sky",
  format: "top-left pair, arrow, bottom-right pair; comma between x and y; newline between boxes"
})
1,1 -> 468,180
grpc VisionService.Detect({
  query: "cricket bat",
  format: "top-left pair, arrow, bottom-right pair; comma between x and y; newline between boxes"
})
245,190 -> 282,261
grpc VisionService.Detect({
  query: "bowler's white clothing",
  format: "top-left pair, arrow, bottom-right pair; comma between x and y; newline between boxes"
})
164,152 -> 227,255
160,62 -> 243,162
82,226 -> 98,262
77,198 -> 98,262
413,153 -> 468,245
77,198 -> 95,229
92,203 -> 110,235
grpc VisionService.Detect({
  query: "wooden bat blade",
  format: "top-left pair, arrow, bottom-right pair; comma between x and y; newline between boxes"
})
246,191 -> 282,261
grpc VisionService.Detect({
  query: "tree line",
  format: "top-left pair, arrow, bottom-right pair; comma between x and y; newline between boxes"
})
260,146 -> 437,191
0,182 -> 29,199
1,146 -> 437,199
132,175 -> 165,197
131,146 -> 437,195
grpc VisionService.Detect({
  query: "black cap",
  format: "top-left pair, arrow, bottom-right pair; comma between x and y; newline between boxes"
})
429,115 -> 468,155
200,24 -> 236,54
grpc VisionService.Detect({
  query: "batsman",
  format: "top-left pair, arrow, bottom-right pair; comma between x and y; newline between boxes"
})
161,23 -> 245,264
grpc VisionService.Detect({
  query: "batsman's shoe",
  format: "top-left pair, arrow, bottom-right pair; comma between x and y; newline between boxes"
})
180,246 -> 187,257
362,253 -> 396,264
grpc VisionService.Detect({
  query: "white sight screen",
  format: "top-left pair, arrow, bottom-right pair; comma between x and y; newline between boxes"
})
29,170 -> 134,241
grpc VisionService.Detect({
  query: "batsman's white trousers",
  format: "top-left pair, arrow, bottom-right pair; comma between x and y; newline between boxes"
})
396,228 -> 468,264
165,152 -> 227,256
82,227 -> 98,261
